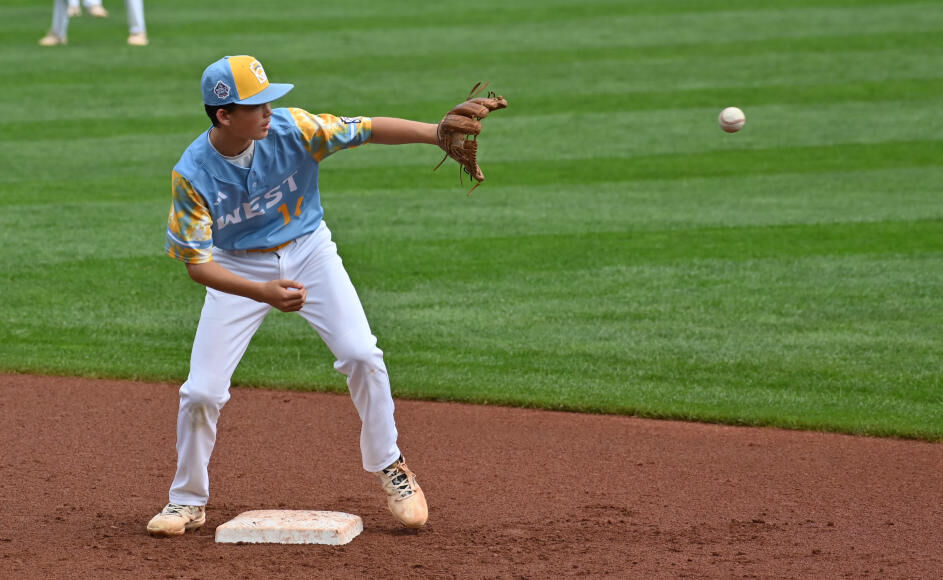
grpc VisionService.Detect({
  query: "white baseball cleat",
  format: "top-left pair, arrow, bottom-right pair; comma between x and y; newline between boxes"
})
38,33 -> 67,46
87,5 -> 109,17
67,6 -> 81,17
375,456 -> 428,528
147,503 -> 206,537
127,32 -> 148,46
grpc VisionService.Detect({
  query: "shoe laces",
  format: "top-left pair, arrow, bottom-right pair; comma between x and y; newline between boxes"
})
162,503 -> 197,516
380,461 -> 417,500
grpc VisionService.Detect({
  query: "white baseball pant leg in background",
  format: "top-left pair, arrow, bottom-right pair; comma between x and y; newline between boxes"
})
49,0 -> 69,38
124,0 -> 145,34
168,221 -> 401,506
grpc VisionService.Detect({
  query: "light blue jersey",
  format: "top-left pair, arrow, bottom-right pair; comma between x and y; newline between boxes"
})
166,108 -> 372,263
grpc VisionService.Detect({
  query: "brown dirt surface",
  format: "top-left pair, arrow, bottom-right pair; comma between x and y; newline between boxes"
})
1,373 -> 941,579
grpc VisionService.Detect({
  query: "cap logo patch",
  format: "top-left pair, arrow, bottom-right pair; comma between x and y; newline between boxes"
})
214,81 -> 231,100
249,60 -> 267,85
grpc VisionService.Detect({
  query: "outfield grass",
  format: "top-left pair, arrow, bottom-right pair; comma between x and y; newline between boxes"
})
1,0 -> 941,439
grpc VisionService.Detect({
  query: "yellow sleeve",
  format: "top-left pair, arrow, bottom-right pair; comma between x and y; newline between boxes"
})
289,108 -> 372,162
165,171 -> 214,264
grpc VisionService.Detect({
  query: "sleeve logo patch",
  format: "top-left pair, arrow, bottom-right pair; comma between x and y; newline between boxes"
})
214,81 -> 231,100
339,116 -> 362,124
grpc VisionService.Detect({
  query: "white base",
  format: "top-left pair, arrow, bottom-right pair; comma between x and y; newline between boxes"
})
214,510 -> 363,545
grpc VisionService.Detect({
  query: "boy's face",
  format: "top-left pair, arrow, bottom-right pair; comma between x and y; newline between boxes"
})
219,103 -> 273,140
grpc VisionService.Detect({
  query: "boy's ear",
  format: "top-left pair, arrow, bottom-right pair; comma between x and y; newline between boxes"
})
216,108 -> 231,127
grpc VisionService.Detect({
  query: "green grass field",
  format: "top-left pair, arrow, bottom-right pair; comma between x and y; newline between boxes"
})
2,0 -> 941,439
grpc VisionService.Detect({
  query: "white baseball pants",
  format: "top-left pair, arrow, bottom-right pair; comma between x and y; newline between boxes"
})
168,222 -> 401,506
49,0 -> 145,37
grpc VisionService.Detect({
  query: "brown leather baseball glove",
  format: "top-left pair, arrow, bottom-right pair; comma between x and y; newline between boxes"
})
434,82 -> 508,194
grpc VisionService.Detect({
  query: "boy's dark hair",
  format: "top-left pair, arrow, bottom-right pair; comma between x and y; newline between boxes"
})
205,103 -> 238,127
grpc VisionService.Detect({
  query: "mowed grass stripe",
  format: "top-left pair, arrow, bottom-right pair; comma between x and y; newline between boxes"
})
519,77 -> 943,116
8,74 -> 943,141
4,166 -> 939,254
90,3 -> 943,48
4,218 -> 938,298
10,97 -> 943,173
11,91 -> 943,177
317,140 -> 943,191
339,219 -> 943,288
8,49 -> 941,126
12,25 -> 943,85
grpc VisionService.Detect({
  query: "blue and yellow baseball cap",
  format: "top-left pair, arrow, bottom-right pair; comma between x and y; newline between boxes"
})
201,55 -> 293,106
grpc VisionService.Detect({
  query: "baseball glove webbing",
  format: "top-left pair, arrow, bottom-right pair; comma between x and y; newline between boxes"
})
434,82 -> 508,195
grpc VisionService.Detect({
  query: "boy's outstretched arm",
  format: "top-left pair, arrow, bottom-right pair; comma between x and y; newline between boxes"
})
369,117 -> 438,146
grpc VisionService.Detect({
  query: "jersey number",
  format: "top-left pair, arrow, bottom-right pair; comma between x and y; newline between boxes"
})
277,196 -> 304,225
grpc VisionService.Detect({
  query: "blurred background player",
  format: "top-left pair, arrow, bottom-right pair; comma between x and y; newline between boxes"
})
146,55 -> 432,537
39,0 -> 147,46
67,0 -> 108,18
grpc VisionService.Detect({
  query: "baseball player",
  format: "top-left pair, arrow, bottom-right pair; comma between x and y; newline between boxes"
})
146,55 -> 439,536
39,0 -> 147,46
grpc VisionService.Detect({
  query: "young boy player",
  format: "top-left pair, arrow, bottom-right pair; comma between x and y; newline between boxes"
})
147,55 -> 441,536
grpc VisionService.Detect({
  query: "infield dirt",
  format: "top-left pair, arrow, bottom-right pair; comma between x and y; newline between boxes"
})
1,374 -> 940,578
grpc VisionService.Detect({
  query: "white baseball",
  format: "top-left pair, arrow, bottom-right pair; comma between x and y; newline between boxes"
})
718,107 -> 746,133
